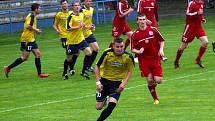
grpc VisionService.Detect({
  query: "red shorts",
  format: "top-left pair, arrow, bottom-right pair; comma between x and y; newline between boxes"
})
112,23 -> 132,37
138,59 -> 163,77
182,24 -> 206,43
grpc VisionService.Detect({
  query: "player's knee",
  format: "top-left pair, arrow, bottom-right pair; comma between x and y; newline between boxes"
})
154,77 -> 162,84
84,47 -> 92,56
156,79 -> 162,84
22,57 -> 28,61
202,41 -> 208,47
95,104 -> 103,110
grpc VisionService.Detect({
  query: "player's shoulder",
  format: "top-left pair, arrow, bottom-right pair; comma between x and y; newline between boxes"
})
124,51 -> 135,64
133,29 -> 140,34
124,51 -> 134,58
149,26 -> 158,31
103,48 -> 114,54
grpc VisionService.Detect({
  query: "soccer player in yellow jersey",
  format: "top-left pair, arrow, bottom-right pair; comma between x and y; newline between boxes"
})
4,3 -> 48,78
95,38 -> 134,121
62,0 -> 92,80
53,0 -> 77,76
81,0 -> 99,73
53,0 -> 69,49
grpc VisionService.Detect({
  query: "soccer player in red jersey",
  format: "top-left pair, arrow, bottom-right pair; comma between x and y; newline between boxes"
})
174,0 -> 209,69
137,0 -> 159,27
131,14 -> 165,104
109,0 -> 134,49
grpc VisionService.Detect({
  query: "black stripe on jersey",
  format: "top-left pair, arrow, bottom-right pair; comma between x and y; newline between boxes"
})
67,13 -> 73,29
96,48 -> 114,67
124,51 -> 135,66
30,13 -> 35,26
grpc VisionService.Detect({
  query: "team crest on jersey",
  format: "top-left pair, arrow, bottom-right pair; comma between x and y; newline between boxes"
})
145,39 -> 149,43
151,2 -> 154,6
149,31 -> 153,35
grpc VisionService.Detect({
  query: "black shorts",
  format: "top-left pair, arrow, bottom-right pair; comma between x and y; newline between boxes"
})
96,78 -> 122,102
66,40 -> 89,55
20,42 -> 38,52
61,38 -> 67,48
85,34 -> 97,44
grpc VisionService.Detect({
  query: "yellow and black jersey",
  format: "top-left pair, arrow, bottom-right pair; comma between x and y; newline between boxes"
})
97,48 -> 134,81
21,13 -> 37,42
53,11 -> 70,38
80,6 -> 94,38
66,12 -> 85,44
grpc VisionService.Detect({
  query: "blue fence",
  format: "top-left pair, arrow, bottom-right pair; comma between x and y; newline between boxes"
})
0,0 -> 129,33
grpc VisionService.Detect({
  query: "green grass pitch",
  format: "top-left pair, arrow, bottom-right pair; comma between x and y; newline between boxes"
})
0,16 -> 215,121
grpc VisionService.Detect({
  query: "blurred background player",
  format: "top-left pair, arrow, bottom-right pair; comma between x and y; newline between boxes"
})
109,0 -> 134,50
63,0 -> 92,80
4,3 -> 49,78
95,38 -> 134,121
131,14 -> 165,104
53,0 -> 77,76
174,0 -> 209,69
137,0 -> 159,27
81,0 -> 99,73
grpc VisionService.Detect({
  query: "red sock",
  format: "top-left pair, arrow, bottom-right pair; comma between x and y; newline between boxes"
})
124,38 -> 130,50
196,46 -> 206,62
174,49 -> 183,64
109,42 -> 113,48
148,84 -> 158,100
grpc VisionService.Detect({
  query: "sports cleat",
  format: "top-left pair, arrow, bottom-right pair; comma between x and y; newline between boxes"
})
154,99 -> 159,105
38,73 -> 49,78
63,74 -> 69,80
212,41 -> 215,52
4,66 -> 10,78
174,62 -> 180,69
80,72 -> 90,80
86,67 -> 94,73
69,69 -> 75,76
195,60 -> 205,68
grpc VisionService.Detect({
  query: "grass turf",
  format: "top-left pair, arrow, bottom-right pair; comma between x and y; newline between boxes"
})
0,15 -> 215,121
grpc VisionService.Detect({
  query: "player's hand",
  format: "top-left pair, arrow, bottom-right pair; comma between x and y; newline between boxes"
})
36,29 -> 42,34
139,47 -> 144,54
91,24 -> 96,31
80,22 -> 85,29
198,9 -> 203,15
146,19 -> 152,26
158,49 -> 164,57
116,83 -> 125,93
202,18 -> 206,23
96,81 -> 103,92
156,22 -> 160,28
129,7 -> 134,12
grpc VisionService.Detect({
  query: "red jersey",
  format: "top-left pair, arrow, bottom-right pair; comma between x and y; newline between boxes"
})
112,1 -> 129,26
131,26 -> 164,60
186,0 -> 204,27
137,0 -> 159,27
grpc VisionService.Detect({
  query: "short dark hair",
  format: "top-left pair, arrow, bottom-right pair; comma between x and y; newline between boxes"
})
114,38 -> 123,44
137,14 -> 146,20
60,0 -> 68,4
71,0 -> 80,6
31,3 -> 40,11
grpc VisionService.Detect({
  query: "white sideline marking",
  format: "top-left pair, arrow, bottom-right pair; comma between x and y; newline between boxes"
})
0,69 -> 214,113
